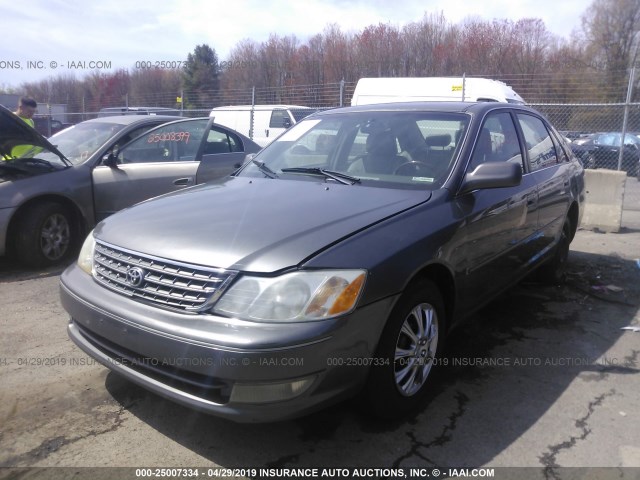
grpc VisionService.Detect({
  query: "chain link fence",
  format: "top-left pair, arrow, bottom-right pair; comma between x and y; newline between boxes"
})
532,103 -> 640,211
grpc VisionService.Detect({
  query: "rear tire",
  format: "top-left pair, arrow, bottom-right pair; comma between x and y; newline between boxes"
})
364,279 -> 445,419
14,202 -> 74,268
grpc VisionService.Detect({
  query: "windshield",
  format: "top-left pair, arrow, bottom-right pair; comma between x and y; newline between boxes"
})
291,108 -> 317,122
44,122 -> 126,165
2,140 -> 69,170
239,111 -> 469,189
595,132 -> 640,146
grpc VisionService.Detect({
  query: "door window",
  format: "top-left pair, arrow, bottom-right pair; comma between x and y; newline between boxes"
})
269,110 -> 292,128
118,119 -> 208,164
516,114 -> 557,172
203,127 -> 243,154
470,112 -> 523,171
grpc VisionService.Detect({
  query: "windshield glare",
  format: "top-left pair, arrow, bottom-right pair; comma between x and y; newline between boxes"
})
240,111 -> 469,188
46,122 -> 126,165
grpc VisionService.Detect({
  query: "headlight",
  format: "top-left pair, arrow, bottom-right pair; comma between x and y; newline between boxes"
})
77,230 -> 96,275
213,270 -> 366,322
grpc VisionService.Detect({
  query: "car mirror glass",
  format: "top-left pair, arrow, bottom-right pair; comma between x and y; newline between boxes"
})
102,147 -> 120,167
102,154 -> 116,167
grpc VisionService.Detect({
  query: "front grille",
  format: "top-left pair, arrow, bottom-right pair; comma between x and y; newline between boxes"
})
93,241 -> 237,312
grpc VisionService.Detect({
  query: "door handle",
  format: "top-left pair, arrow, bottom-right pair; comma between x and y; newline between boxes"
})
173,177 -> 193,186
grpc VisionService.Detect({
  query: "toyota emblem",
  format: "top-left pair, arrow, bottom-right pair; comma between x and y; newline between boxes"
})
125,267 -> 146,287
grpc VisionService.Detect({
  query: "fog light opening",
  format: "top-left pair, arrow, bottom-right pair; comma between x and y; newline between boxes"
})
230,376 -> 316,404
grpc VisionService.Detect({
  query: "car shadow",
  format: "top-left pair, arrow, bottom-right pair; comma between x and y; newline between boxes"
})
0,256 -> 71,281
104,249 -> 639,468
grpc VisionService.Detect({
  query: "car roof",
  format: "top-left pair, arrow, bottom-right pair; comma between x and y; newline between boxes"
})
78,115 -> 183,126
313,101 -> 535,116
211,105 -> 311,110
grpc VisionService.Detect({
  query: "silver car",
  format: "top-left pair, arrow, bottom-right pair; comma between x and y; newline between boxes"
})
0,107 -> 260,267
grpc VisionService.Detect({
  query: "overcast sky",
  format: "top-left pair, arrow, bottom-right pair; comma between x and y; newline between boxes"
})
0,0 -> 587,88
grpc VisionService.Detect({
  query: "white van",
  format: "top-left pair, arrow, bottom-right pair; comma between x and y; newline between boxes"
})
350,77 -> 525,106
209,105 -> 314,147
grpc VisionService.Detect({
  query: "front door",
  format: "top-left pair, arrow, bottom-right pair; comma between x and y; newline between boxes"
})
92,118 -> 209,220
456,111 -> 538,311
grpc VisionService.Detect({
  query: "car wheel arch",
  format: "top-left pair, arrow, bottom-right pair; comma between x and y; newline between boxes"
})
399,263 -> 456,334
6,195 -> 88,257
567,202 -> 580,242
364,262 -> 456,361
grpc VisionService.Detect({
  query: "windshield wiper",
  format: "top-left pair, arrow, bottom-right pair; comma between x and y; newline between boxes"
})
19,158 -> 57,169
252,159 -> 279,179
281,167 -> 361,185
22,146 -> 72,167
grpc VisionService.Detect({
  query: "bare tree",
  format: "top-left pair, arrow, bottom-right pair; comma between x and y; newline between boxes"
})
322,24 -> 352,83
581,0 -> 640,99
401,12 -> 452,76
220,39 -> 263,103
129,69 -> 182,107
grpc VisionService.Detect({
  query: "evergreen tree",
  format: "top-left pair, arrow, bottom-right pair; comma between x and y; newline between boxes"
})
183,44 -> 220,108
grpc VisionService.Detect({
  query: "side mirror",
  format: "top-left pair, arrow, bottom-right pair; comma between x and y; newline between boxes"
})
459,162 -> 522,195
102,146 -> 120,167
283,118 -> 292,129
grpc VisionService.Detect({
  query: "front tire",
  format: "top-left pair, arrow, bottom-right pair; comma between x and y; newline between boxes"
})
364,279 -> 445,419
14,202 -> 74,268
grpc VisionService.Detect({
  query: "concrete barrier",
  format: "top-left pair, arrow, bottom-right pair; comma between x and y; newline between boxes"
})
580,169 -> 626,233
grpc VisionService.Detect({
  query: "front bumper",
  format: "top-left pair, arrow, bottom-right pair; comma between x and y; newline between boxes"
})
60,263 -> 396,423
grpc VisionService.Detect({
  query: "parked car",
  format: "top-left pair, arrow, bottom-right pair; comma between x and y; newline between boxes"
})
98,107 -> 182,117
570,132 -> 640,176
61,101 -> 585,423
558,130 -> 590,142
33,116 -> 67,137
0,107 -> 260,267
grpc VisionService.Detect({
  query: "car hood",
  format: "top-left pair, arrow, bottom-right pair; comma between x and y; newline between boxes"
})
0,105 -> 68,161
95,177 -> 431,272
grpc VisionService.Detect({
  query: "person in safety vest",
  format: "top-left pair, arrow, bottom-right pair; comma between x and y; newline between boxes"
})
14,97 -> 37,128
6,97 -> 39,159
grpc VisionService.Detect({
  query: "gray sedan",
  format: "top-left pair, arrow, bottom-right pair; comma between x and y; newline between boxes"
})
0,108 -> 260,267
60,102 -> 585,423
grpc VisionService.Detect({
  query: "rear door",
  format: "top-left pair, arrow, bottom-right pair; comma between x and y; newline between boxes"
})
92,119 -> 209,220
196,124 -> 253,183
515,113 -> 572,255
251,110 -> 273,146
